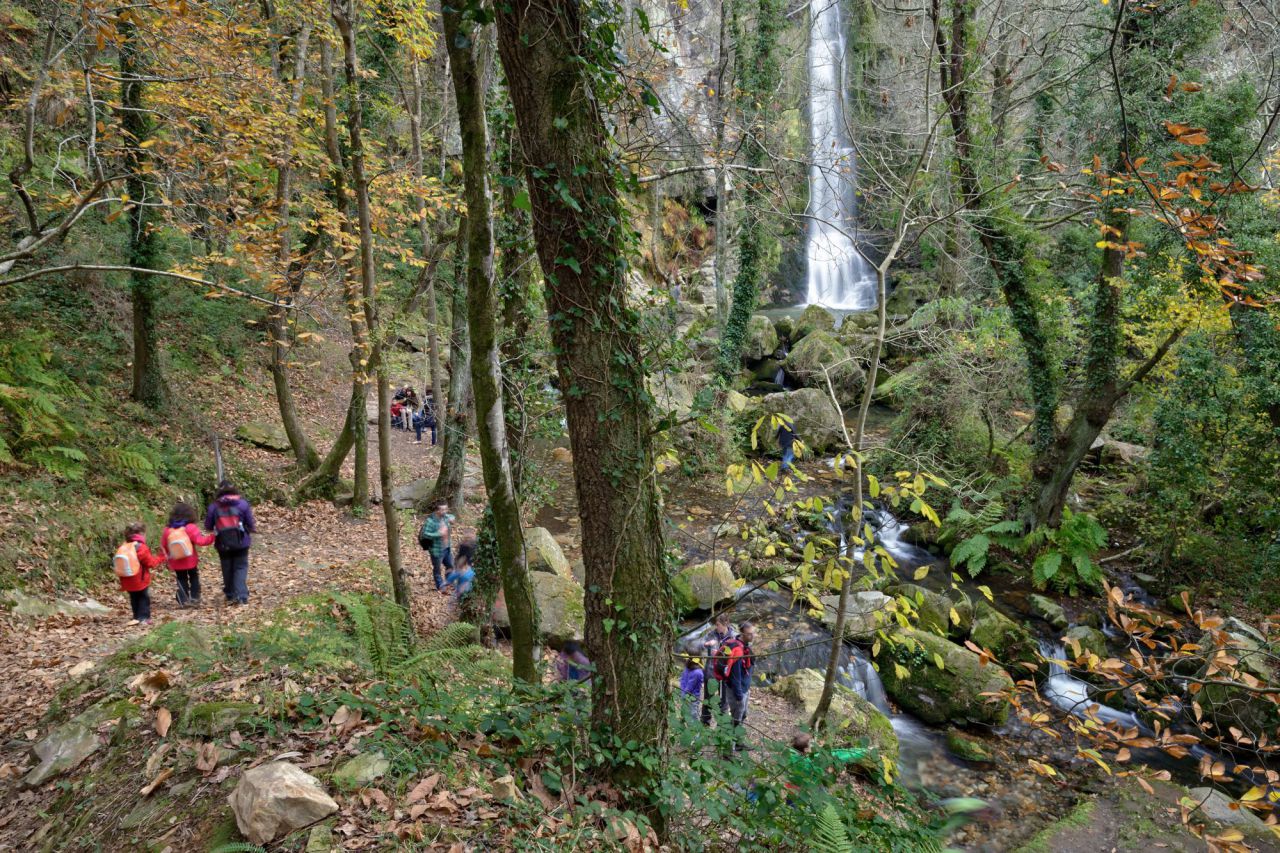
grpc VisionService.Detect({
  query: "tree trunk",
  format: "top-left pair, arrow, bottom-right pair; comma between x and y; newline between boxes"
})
432,248 -> 472,514
268,24 -> 320,471
120,16 -> 165,407
319,36 -> 370,511
812,265 -> 888,727
711,0 -> 733,323
410,59 -> 445,414
444,7 -> 538,681
495,0 -> 673,808
332,0 -> 407,597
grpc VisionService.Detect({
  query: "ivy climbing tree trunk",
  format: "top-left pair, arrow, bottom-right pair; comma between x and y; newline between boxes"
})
120,15 -> 165,407
715,0 -> 781,379
444,6 -> 538,681
332,0 -> 409,606
432,248 -> 472,515
410,59 -> 445,414
495,0 -> 674,811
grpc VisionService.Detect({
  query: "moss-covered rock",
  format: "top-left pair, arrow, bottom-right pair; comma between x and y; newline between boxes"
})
818,591 -> 895,639
235,421 -> 291,452
674,560 -> 737,613
332,751 -> 390,790
523,527 -> 571,578
493,572 -> 585,644
945,729 -> 993,762
769,669 -> 898,768
742,314 -> 780,361
1027,594 -> 1068,630
181,701 -> 258,737
793,304 -> 836,341
888,584 -> 971,640
874,628 -> 1014,727
1062,625 -> 1107,660
969,601 -> 1038,670
784,331 -> 865,406
773,314 -> 795,342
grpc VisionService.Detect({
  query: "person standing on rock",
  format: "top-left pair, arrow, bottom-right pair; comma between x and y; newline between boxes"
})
418,501 -> 454,590
723,622 -> 756,751
777,417 -> 798,473
701,612 -> 737,725
205,481 -> 257,606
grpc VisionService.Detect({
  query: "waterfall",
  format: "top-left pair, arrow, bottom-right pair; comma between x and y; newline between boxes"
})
805,0 -> 875,311
846,647 -> 891,714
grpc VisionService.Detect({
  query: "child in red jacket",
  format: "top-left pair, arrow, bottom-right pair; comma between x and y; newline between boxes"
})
114,522 -> 166,625
161,502 -> 216,608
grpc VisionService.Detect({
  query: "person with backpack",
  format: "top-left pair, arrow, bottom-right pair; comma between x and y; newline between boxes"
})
722,622 -> 756,751
205,481 -> 257,606
413,394 -> 437,446
113,522 -> 166,625
162,502 -> 216,608
556,641 -> 592,683
701,612 -> 737,725
679,656 -> 705,722
418,501 -> 454,590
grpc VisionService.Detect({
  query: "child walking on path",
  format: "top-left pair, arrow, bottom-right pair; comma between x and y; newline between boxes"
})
162,502 -> 216,607
113,523 -> 166,625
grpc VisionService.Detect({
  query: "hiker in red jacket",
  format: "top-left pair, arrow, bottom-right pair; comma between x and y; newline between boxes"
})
113,522 -> 166,625
161,502 -> 216,608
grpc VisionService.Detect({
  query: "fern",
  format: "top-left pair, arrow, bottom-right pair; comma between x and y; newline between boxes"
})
335,594 -> 496,685
811,803 -> 856,853
210,844 -> 266,853
100,446 -> 159,487
1030,509 -> 1107,594
950,533 -> 991,577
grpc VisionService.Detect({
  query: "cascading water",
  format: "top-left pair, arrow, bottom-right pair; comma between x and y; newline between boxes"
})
805,0 -> 875,311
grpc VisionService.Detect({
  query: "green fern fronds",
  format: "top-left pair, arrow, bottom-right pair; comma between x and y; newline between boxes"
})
210,843 -> 266,853
811,803 -> 855,853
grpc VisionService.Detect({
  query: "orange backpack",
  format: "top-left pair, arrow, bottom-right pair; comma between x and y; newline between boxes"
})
167,526 -> 194,560
113,541 -> 141,578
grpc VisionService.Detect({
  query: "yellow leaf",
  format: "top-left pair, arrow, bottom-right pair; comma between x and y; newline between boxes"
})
949,607 -> 960,626
139,138 -> 156,148
894,663 -> 910,680
913,566 -> 929,581
1241,786 -> 1265,802
933,653 -> 945,670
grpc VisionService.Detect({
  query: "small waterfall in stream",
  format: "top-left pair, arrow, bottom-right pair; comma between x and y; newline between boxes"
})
805,0 -> 875,311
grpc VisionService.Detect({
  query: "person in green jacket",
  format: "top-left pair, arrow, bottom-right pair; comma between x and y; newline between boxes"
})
418,502 -> 454,590
786,732 -> 870,788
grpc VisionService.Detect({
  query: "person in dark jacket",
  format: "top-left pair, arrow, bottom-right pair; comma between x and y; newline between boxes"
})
777,418 -> 797,473
205,481 -> 257,606
701,612 -> 737,725
723,622 -> 756,751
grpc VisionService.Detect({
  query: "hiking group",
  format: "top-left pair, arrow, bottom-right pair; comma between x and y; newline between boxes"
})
111,481 -> 256,625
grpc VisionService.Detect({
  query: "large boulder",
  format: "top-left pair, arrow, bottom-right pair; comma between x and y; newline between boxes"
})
889,584 -> 971,640
647,373 -> 697,419
523,527 -> 571,578
874,628 -> 1014,726
228,762 -> 339,845
756,388 -> 845,454
494,572 -> 585,644
235,421 -> 291,452
742,314 -> 780,361
390,478 -> 433,510
5,590 -> 111,619
969,601 -> 1038,670
770,669 -> 898,768
884,273 -> 936,317
817,591 -> 895,640
784,331 -> 865,406
1186,787 -> 1270,833
673,560 -> 737,613
1194,623 -> 1279,737
793,304 -> 836,341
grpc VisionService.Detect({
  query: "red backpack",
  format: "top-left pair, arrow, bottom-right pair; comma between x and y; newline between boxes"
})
712,637 -> 743,682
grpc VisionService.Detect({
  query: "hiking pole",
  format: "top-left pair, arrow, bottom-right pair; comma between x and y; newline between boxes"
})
211,433 -> 225,484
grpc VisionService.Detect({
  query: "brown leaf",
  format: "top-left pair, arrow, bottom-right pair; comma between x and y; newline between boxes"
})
139,767 -> 173,797
155,707 -> 172,738
406,772 -> 440,804
195,742 -> 219,774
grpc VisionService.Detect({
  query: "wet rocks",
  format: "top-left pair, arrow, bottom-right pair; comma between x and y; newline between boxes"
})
1027,594 -> 1068,630
742,314 -> 779,361
228,762 -> 339,845
793,304 -> 836,341
784,331 -> 865,406
969,601 -> 1038,669
1062,625 -> 1107,660
755,388 -> 846,453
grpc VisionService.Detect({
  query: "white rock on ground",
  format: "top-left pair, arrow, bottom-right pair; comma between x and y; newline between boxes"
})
228,761 -> 339,845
